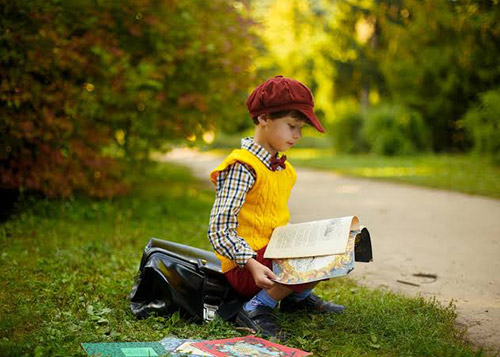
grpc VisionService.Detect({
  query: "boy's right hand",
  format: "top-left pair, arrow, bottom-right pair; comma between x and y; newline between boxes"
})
245,258 -> 277,290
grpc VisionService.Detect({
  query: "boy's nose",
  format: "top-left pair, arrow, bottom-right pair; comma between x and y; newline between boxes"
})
294,129 -> 302,139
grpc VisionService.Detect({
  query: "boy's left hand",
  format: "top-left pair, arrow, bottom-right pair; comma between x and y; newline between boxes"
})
245,258 -> 277,290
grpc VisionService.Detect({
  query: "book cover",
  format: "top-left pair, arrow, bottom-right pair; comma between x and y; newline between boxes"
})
81,341 -> 167,357
192,335 -> 311,356
82,337 -> 208,357
160,336 -> 208,356
272,230 -> 358,284
175,341 -> 213,356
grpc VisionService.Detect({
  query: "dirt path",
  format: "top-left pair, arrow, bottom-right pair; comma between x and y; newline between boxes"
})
162,148 -> 500,352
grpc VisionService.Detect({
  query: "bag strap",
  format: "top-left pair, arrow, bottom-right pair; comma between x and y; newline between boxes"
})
201,274 -> 229,321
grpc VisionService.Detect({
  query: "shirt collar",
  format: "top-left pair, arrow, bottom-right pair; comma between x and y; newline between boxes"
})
241,137 -> 277,171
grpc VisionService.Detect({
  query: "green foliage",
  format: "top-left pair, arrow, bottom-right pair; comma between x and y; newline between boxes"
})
326,101 -> 431,156
0,0 -> 256,197
0,161 -> 479,355
461,87 -> 500,165
364,104 -> 431,156
329,99 -> 367,154
255,0 -> 500,153
252,0 -> 382,124
376,0 -> 500,151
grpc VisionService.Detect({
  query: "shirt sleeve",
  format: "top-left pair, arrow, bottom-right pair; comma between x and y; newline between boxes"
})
207,162 -> 257,267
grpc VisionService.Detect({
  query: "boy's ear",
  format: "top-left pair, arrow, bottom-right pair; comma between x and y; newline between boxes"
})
257,114 -> 270,126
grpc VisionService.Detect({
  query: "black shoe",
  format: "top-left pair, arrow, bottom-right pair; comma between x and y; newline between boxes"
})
235,305 -> 284,339
280,293 -> 345,314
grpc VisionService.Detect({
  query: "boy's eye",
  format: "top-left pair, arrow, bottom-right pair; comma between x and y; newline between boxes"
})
288,124 -> 295,129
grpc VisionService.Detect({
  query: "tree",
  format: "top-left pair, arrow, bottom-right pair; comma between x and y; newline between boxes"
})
0,0 -> 257,197
254,0 -> 500,152
253,0 -> 384,123
376,0 -> 500,151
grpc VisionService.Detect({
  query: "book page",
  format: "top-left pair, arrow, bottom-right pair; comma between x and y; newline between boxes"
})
175,341 -> 212,356
264,216 -> 359,259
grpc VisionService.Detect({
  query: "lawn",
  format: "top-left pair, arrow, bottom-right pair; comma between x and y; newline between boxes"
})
0,162 -> 484,356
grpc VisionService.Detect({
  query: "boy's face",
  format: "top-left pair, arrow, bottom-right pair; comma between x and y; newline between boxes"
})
260,115 -> 305,153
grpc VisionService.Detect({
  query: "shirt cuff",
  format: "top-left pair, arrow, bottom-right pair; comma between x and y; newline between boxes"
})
233,241 -> 257,267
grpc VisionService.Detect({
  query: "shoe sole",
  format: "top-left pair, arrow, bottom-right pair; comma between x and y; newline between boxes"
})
280,307 -> 345,314
235,315 -> 257,334
235,314 -> 285,339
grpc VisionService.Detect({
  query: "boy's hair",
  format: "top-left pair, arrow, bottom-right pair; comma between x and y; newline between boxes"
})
251,110 -> 310,125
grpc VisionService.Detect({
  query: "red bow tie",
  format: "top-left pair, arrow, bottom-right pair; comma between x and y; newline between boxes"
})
270,155 -> 287,171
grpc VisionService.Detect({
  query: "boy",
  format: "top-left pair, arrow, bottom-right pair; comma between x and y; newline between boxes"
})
207,76 -> 344,338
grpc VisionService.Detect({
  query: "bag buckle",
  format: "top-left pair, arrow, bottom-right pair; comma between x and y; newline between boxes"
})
203,303 -> 218,321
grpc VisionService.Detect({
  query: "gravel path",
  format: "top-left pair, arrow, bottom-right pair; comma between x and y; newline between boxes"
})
161,148 -> 500,352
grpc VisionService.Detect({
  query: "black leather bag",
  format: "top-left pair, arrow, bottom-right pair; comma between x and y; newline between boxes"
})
130,238 -> 242,322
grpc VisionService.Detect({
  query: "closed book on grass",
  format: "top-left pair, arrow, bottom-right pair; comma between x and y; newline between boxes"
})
263,216 -> 373,285
192,335 -> 311,356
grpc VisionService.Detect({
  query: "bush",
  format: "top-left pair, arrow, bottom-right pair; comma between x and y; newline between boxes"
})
461,88 -> 500,165
0,1 -> 256,197
330,99 -> 367,154
363,104 -> 430,156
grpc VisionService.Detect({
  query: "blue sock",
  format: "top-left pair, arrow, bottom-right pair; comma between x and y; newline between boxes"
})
288,288 -> 312,302
244,289 -> 278,311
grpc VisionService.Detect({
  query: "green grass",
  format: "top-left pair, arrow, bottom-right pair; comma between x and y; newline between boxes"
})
0,162 -> 486,356
285,149 -> 500,199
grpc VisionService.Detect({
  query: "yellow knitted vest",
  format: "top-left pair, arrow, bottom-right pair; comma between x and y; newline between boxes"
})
210,149 -> 296,272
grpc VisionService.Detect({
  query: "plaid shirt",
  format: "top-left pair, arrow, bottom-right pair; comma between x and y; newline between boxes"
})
207,137 -> 285,267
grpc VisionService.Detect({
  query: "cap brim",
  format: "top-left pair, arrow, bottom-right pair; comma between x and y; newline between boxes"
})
292,104 -> 325,133
301,110 -> 325,133
249,102 -> 325,133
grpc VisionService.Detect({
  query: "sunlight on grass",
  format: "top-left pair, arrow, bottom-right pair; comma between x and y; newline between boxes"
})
351,166 -> 435,177
287,148 -> 329,159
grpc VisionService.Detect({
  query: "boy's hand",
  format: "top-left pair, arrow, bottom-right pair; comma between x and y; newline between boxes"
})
245,258 -> 277,290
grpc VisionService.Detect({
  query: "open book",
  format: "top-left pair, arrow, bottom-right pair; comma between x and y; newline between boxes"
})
263,216 -> 373,285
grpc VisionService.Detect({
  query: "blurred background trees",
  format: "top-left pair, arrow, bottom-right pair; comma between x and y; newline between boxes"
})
255,0 -> 499,157
1,0 -> 498,199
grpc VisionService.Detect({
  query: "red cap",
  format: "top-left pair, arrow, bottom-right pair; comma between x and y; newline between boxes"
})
246,75 -> 324,133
